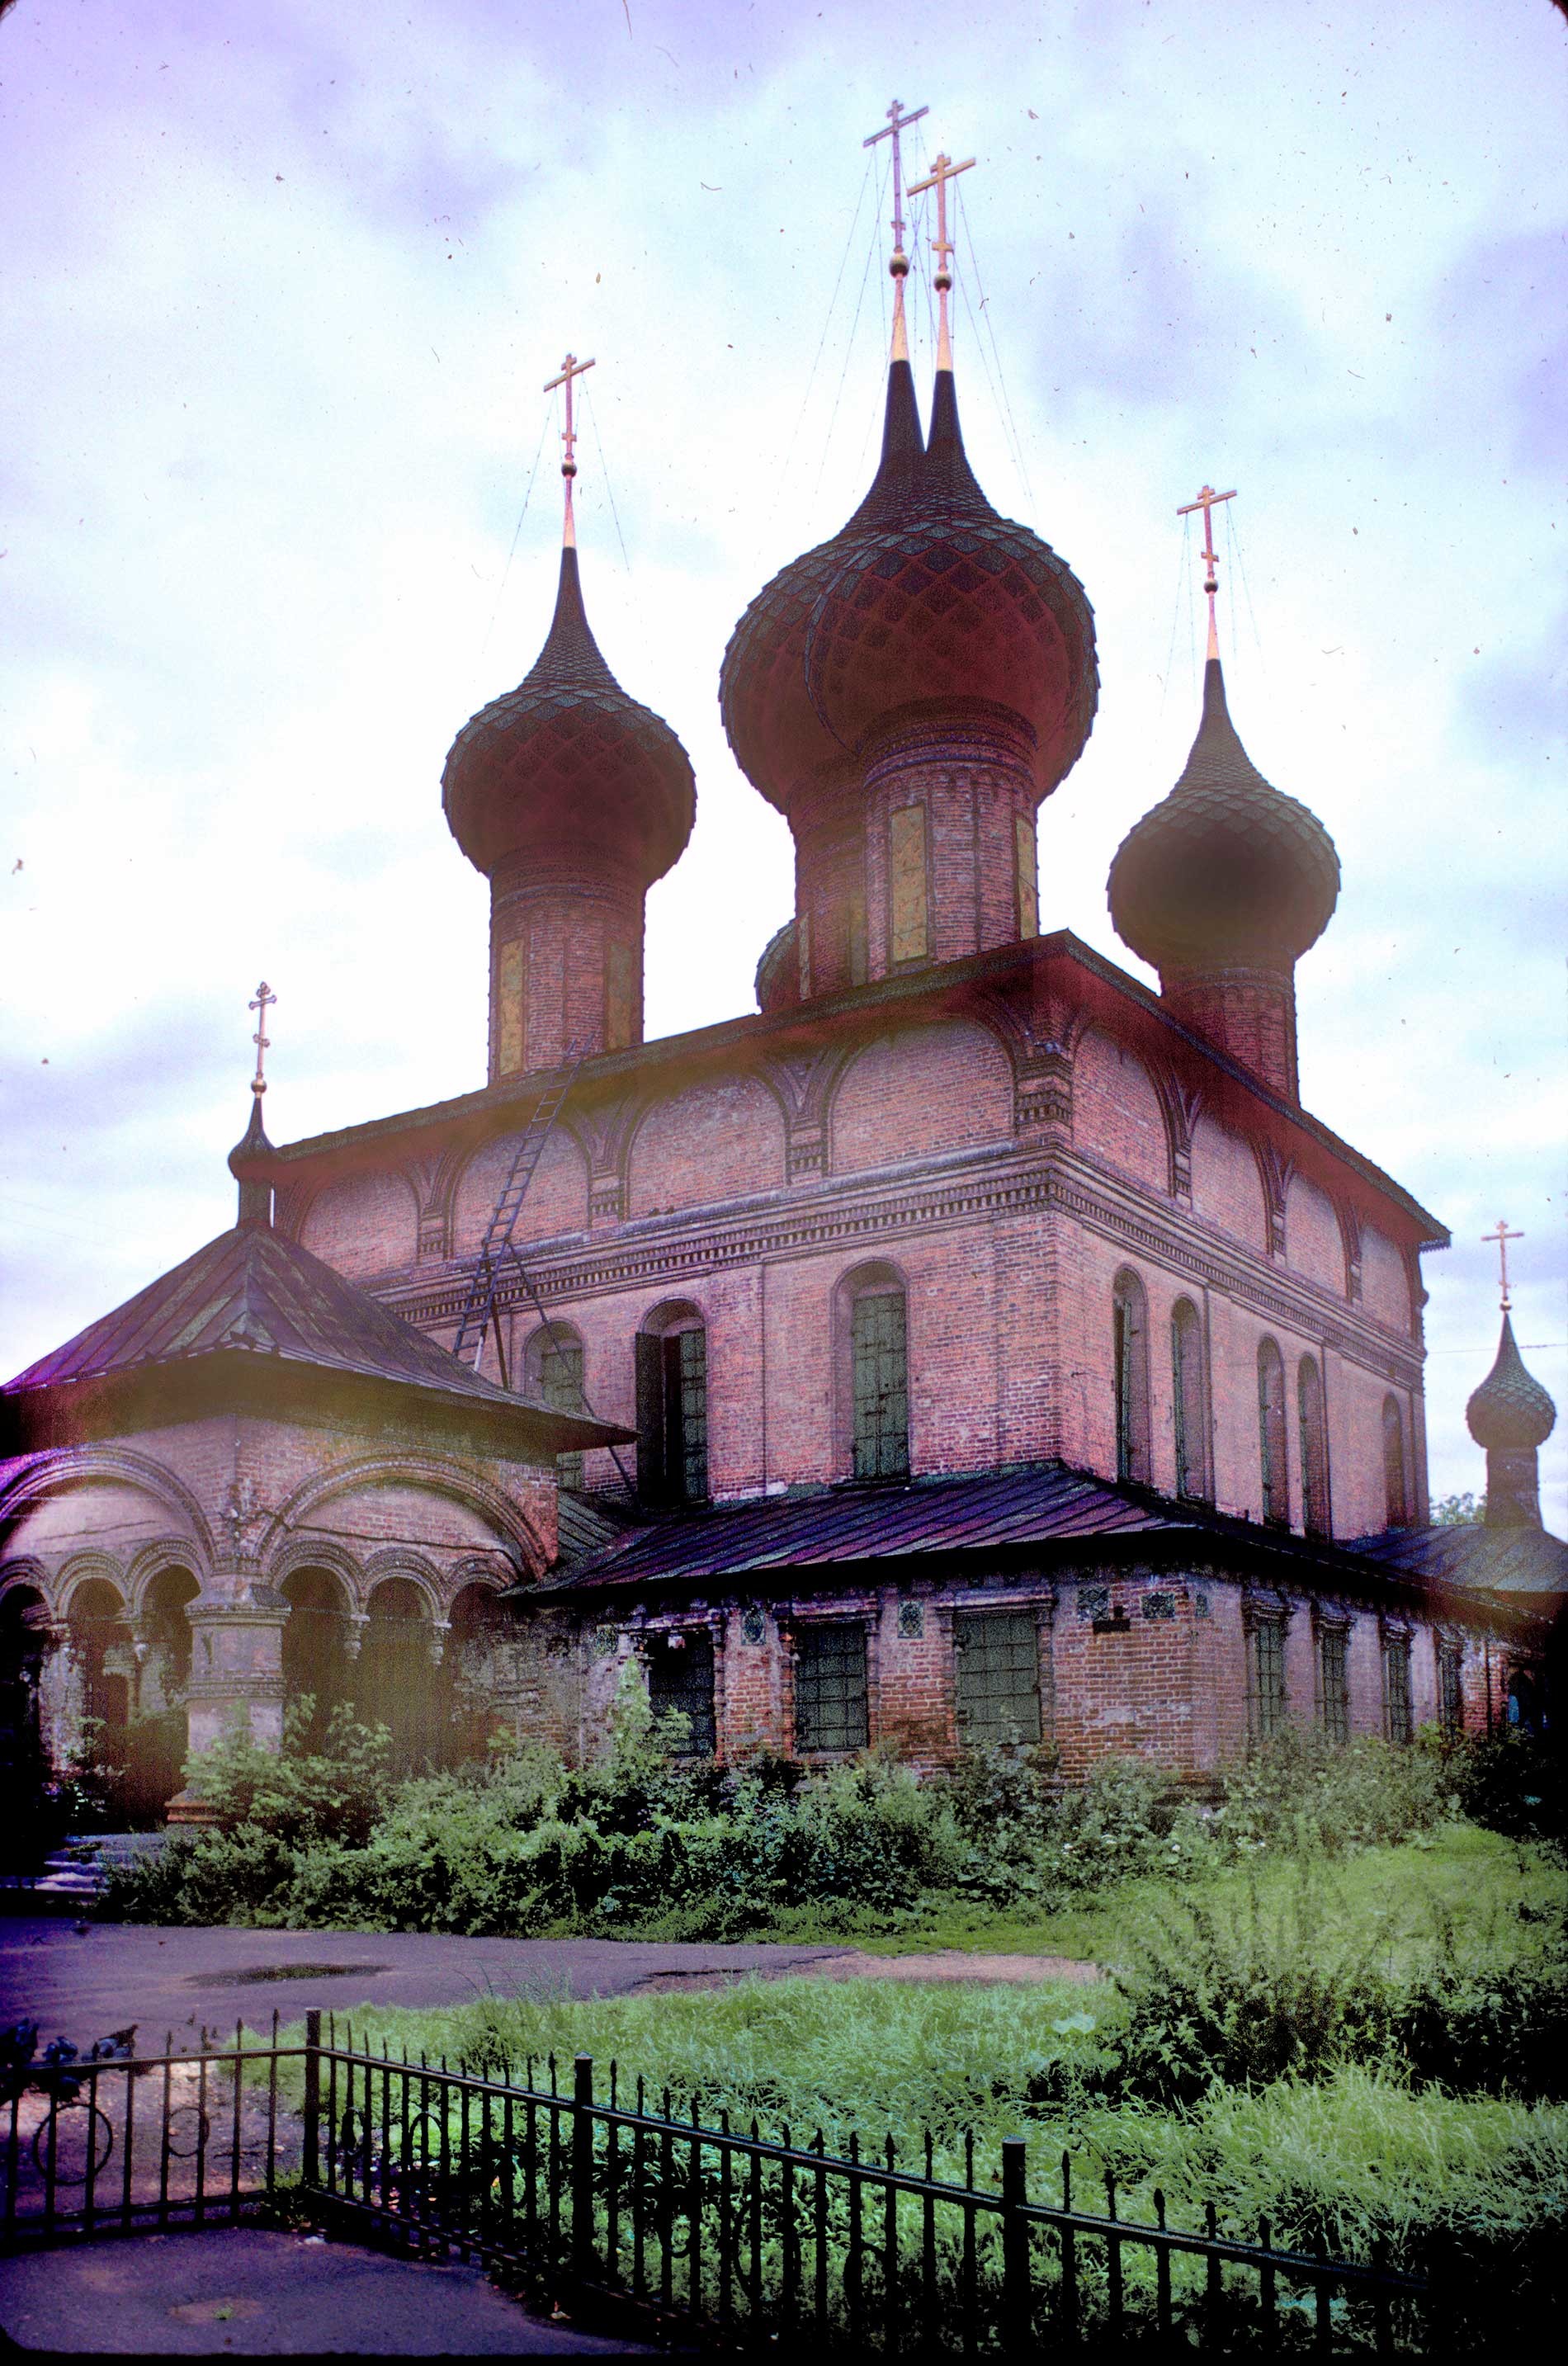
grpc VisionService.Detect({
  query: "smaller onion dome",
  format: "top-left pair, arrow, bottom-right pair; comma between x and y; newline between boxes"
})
1108,657 -> 1340,971
228,1091 -> 276,1229
442,546 -> 694,885
1466,1313 -> 1558,1452
800,369 -> 1098,796
754,919 -> 799,1014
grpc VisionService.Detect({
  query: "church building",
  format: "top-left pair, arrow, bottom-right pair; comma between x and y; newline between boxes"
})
2,131 -> 1559,1806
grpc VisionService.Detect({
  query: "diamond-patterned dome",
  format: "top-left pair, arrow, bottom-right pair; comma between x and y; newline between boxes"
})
443,545 -> 694,884
801,371 -> 1098,796
1108,658 -> 1339,970
1466,1312 -> 1558,1452
720,361 -> 925,813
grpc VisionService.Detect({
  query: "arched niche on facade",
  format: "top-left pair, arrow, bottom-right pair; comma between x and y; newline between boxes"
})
627,1074 -> 786,1217
829,1020 -> 1013,1174
354,1575 -> 446,1773
1287,1173 -> 1345,1296
1112,1268 -> 1153,1485
1189,1115 -> 1269,1254
1363,1226 -> 1414,1333
121,1566 -> 200,1814
280,1566 -> 356,1748
298,1168 -> 419,1279
1072,1031 -> 1169,1194
452,1125 -> 588,1256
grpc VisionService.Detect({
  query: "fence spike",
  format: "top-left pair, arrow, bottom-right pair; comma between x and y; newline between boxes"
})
885,2132 -> 896,2170
1061,2150 -> 1071,2209
1105,2170 -> 1117,2218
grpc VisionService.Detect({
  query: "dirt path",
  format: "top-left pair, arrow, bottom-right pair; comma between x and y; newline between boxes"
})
1,1917 -> 1099,2044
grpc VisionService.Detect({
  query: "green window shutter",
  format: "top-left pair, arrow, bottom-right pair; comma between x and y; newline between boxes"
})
635,1333 -> 666,1504
794,1622 -> 868,1752
852,1291 -> 909,1480
954,1612 -> 1041,1746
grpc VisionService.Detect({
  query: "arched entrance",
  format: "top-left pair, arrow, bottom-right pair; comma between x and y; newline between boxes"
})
1,1587 -> 50,1806
354,1578 -> 446,1772
125,1567 -> 199,1815
67,1578 -> 133,1784
280,1568 -> 354,1749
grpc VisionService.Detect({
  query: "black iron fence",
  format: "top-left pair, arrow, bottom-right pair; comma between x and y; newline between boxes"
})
2,2011 -> 1431,2354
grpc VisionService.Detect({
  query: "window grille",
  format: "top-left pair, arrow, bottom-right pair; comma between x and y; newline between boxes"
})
852,1290 -> 909,1480
1248,1613 -> 1287,1742
1257,1340 -> 1289,1527
1438,1640 -> 1464,1740
1112,1271 -> 1151,1485
954,1612 -> 1041,1746
794,1622 -> 868,1753
1318,1623 -> 1350,1746
1171,1300 -> 1208,1500
1382,1632 -> 1413,1745
647,1632 -> 716,1757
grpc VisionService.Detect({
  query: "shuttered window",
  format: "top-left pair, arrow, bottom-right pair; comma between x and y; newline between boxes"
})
954,1612 -> 1041,1746
533,1331 -> 584,1489
1258,1340 -> 1288,1527
852,1291 -> 909,1480
794,1622 -> 868,1753
1317,1623 -> 1350,1747
1438,1641 -> 1464,1741
636,1327 -> 709,1505
647,1632 -> 716,1757
1249,1613 -> 1287,1742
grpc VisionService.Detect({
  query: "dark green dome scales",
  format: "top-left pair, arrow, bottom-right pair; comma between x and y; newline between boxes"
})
1108,657 -> 1340,972
1466,1313 -> 1558,1452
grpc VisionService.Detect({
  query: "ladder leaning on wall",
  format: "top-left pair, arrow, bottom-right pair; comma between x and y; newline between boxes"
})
449,1055 -> 635,1496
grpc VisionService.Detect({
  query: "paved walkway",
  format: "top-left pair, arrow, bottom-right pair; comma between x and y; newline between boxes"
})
0,2227 -> 654,2354
0,1920 -> 1098,2043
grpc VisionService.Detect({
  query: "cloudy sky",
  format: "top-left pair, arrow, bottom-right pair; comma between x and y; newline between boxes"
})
2,0 -> 1564,1525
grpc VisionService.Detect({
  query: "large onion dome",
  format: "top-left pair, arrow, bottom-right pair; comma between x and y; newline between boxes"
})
1108,657 -> 1340,971
719,361 -> 925,811
1466,1314 -> 1558,1452
798,369 -> 1098,795
442,545 -> 694,885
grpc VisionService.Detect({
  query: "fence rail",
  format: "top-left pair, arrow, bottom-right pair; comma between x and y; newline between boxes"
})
2,2011 -> 1432,2354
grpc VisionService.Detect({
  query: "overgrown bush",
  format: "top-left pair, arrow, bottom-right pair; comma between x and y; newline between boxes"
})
1210,1730 -> 1455,1858
1448,1727 -> 1566,1850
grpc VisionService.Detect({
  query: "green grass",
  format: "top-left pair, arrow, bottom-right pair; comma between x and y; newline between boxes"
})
706,1822 -> 1564,1970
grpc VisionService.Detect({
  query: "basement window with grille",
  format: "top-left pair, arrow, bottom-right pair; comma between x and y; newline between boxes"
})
793,1622 -> 869,1754
1382,1630 -> 1414,1745
1317,1620 -> 1351,1747
954,1611 -> 1041,1747
1247,1610 -> 1288,1744
1438,1638 -> 1464,1740
646,1631 -> 716,1758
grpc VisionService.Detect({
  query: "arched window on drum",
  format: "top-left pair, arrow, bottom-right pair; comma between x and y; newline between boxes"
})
524,1323 -> 587,1490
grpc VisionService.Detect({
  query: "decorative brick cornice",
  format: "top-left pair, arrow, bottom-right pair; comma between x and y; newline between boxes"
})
380,1136 -> 1426,1392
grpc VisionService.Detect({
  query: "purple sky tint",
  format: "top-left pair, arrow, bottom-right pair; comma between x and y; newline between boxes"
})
2,0 -> 1564,1524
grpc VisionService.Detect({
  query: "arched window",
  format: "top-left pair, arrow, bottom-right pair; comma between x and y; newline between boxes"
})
524,1323 -> 586,1490
636,1304 -> 709,1506
68,1578 -> 131,1736
1112,1269 -> 1151,1485
1298,1355 -> 1330,1537
1171,1299 -> 1209,1501
355,1577 -> 446,1772
835,1264 -> 910,1481
448,1584 -> 512,1763
1382,1396 -> 1410,1529
1257,1339 -> 1288,1526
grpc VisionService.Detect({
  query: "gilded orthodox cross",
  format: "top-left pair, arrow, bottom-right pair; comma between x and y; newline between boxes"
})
864,98 -> 928,361
248,981 -> 276,1099
908,149 -> 975,368
1177,481 -> 1237,660
1483,1219 -> 1523,1311
543,351 -> 596,545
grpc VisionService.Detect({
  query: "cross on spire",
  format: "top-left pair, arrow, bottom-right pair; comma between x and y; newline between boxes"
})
864,98 -> 929,363
908,150 -> 975,370
1483,1218 -> 1524,1311
543,352 -> 597,548
1177,481 -> 1237,661
248,981 -> 276,1099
